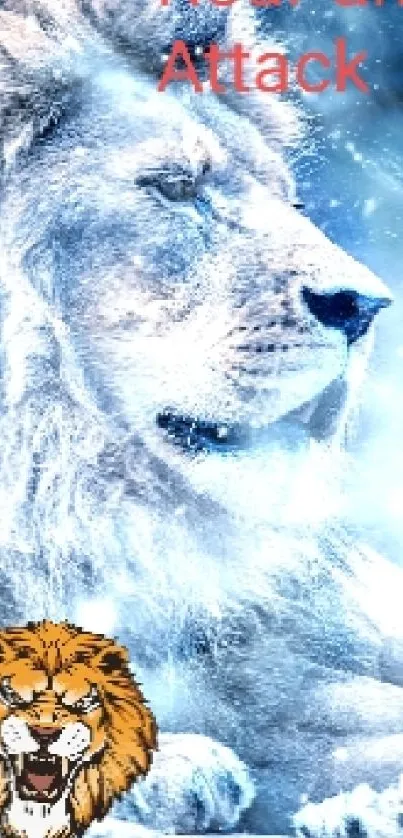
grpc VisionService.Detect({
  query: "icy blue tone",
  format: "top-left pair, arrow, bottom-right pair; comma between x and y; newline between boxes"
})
0,2 -> 402,836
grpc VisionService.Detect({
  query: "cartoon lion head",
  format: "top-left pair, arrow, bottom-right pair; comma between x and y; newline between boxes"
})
0,620 -> 157,838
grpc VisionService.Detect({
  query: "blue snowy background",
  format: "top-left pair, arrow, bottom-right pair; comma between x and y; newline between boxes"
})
259,1 -> 403,565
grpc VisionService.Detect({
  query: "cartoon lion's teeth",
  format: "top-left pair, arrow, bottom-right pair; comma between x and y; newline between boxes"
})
61,758 -> 69,777
15,755 -> 23,775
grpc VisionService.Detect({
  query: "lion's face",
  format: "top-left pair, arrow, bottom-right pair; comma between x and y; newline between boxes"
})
38,70 -> 390,455
0,5 -> 392,469
0,622 -> 157,838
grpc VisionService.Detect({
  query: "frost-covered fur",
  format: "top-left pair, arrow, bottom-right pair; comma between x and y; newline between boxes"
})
0,1 -> 399,835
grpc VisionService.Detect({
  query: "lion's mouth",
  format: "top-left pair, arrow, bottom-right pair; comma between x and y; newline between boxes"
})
156,409 -> 306,453
11,753 -> 75,803
156,377 -> 349,451
157,410 -> 250,453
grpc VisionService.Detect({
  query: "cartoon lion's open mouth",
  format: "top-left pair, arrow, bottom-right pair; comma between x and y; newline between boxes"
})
10,753 -> 70,803
10,750 -> 76,803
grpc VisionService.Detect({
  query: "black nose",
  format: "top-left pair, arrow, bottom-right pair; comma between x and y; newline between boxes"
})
302,287 -> 391,345
29,726 -> 61,747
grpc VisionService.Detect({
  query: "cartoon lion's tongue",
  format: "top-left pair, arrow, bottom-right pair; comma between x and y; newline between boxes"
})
26,772 -> 56,792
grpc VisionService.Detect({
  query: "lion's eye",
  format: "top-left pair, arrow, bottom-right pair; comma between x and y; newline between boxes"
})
137,160 -> 210,203
159,172 -> 198,202
138,171 -> 197,202
68,686 -> 101,714
0,677 -> 26,708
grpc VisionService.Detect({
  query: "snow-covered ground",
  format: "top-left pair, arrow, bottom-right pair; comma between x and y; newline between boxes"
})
89,826 -> 284,838
294,777 -> 403,838
87,777 -> 403,838
109,734 -> 255,834
88,821 -> 154,838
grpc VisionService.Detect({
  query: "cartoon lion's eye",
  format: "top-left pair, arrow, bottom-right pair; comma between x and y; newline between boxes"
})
68,686 -> 101,714
0,677 -> 26,708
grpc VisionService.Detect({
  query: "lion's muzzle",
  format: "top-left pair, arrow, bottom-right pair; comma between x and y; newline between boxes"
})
15,727 -> 64,801
1,717 -> 91,805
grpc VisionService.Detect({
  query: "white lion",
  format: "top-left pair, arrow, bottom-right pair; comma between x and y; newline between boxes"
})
0,1 -> 400,834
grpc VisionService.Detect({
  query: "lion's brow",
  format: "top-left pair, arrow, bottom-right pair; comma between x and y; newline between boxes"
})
0,625 -> 109,675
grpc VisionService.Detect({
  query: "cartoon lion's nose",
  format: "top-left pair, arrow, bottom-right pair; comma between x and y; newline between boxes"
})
302,287 -> 392,345
29,726 -> 61,746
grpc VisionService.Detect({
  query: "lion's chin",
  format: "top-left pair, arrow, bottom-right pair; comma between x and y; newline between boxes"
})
10,753 -> 77,804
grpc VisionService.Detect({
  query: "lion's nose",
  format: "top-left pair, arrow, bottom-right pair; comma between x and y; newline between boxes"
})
302,287 -> 392,345
29,726 -> 61,747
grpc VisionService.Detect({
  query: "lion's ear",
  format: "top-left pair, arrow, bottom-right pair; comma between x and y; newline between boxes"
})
93,644 -> 129,676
